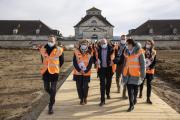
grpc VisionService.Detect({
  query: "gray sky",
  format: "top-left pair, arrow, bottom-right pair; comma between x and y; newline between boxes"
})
0,0 -> 180,36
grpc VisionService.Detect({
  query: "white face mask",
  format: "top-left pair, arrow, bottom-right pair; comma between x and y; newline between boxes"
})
101,43 -> 107,48
146,44 -> 151,49
80,45 -> 88,53
120,40 -> 126,44
48,42 -> 55,47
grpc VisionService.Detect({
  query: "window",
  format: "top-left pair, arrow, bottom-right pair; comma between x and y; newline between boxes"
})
149,28 -> 153,34
91,20 -> 97,26
173,28 -> 178,35
91,34 -> 98,40
13,29 -> 18,34
36,29 -> 40,34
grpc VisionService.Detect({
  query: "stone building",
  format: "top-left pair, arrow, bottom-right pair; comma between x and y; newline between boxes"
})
128,20 -> 180,47
74,7 -> 114,41
0,20 -> 61,48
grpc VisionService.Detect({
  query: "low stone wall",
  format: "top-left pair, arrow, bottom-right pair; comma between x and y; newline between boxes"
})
0,39 -> 180,49
129,35 -> 180,48
0,35 -> 48,48
137,40 -> 180,48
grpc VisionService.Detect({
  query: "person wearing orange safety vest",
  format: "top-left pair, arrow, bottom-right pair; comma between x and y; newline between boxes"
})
73,40 -> 93,105
122,39 -> 146,112
139,40 -> 156,104
96,39 -> 115,106
39,35 -> 64,114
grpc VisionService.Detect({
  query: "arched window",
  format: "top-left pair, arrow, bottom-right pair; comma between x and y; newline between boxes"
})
13,29 -> 18,34
36,29 -> 40,34
149,28 -> 153,34
173,28 -> 178,35
91,20 -> 97,26
91,34 -> 98,40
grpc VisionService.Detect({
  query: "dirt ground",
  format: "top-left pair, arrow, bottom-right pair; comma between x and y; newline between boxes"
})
152,50 -> 180,113
1,48 -> 180,119
0,49 -> 73,120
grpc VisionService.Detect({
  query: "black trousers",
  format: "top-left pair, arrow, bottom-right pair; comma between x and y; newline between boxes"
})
139,74 -> 154,98
76,76 -> 89,100
127,84 -> 138,106
98,67 -> 113,102
43,71 -> 59,106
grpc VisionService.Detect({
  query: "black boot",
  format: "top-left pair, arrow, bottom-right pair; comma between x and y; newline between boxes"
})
117,87 -> 120,93
107,95 -> 111,99
48,104 -> 54,115
84,98 -> 87,104
99,101 -> 105,107
134,99 -> 137,105
147,98 -> 152,104
80,99 -> 84,105
122,88 -> 128,99
139,92 -> 142,98
127,105 -> 134,112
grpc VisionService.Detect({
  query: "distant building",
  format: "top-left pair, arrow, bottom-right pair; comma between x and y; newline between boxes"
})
74,7 -> 114,41
0,20 -> 61,48
128,20 -> 180,47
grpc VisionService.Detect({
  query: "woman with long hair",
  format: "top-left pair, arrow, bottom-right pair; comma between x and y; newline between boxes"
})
139,40 -> 157,104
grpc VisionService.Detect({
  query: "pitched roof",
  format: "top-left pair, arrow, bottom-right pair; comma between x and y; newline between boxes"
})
87,7 -> 101,11
0,20 -> 60,35
74,15 -> 114,27
129,19 -> 180,35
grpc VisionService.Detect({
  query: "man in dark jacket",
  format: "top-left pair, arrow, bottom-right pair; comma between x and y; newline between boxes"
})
114,35 -> 127,99
40,35 -> 64,114
96,39 -> 114,106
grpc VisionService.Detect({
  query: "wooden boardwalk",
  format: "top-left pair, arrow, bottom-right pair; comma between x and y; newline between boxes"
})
38,69 -> 180,120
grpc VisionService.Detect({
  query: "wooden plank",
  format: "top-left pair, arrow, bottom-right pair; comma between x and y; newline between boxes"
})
38,69 -> 180,120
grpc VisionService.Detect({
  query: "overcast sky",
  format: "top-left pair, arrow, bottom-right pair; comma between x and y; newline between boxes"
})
0,0 -> 180,36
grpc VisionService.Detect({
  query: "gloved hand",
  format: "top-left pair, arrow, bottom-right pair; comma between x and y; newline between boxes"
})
78,62 -> 86,71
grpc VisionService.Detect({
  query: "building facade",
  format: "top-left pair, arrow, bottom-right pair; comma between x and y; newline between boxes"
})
74,7 -> 114,41
128,20 -> 180,47
0,20 -> 61,48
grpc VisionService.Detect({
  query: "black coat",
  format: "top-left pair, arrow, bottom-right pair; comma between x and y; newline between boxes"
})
97,44 -> 114,68
73,52 -> 93,81
96,44 -> 114,76
113,44 -> 126,66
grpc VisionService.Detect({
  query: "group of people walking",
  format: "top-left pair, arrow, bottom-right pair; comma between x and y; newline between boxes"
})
72,35 -> 157,112
39,34 -> 156,114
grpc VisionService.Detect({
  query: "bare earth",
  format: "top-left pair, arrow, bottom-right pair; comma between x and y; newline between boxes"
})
0,49 -> 180,119
0,49 -> 73,120
152,50 -> 180,113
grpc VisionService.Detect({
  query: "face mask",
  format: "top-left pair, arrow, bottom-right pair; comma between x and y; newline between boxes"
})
120,40 -> 126,44
101,43 -> 107,48
48,42 -> 55,47
146,44 -> 151,49
80,45 -> 88,53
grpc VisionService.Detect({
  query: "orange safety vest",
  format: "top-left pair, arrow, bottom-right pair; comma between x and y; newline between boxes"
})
146,50 -> 156,74
40,46 -> 63,75
123,49 -> 144,77
73,49 -> 92,76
